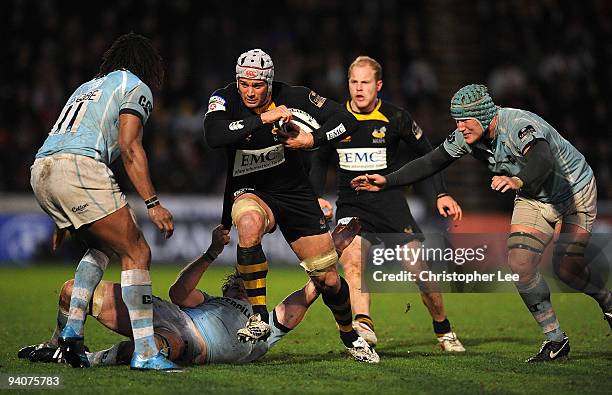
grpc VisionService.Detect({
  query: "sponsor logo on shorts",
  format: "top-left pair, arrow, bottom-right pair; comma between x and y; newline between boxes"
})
326,123 -> 346,141
308,91 -> 327,108
233,144 -> 285,176
233,188 -> 256,199
71,203 -> 89,213
336,147 -> 387,171
229,120 -> 244,131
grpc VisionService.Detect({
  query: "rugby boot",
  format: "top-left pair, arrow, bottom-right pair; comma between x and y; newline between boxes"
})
526,335 -> 570,363
437,331 -> 466,352
352,320 -> 378,347
18,342 -> 61,360
29,345 -> 64,364
604,312 -> 612,331
346,336 -> 380,363
237,314 -> 271,343
130,351 -> 184,372
58,326 -> 89,368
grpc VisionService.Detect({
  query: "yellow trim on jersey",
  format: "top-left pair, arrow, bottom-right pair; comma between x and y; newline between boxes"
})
254,101 -> 276,114
346,100 -> 389,123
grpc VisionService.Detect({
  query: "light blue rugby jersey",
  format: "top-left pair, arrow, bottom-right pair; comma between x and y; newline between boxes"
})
182,294 -> 269,364
35,70 -> 153,165
442,107 -> 593,204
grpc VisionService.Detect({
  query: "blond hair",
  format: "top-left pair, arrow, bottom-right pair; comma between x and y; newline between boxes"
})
347,56 -> 382,81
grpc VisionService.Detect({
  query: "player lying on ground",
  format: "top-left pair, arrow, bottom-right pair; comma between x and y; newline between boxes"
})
352,84 -> 612,362
311,56 -> 465,351
19,220 -> 368,366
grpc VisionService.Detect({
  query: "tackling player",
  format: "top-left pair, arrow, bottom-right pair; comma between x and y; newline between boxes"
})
19,222 -> 364,367
310,56 -> 465,351
29,34 -> 178,370
353,84 -> 612,362
203,49 -> 378,362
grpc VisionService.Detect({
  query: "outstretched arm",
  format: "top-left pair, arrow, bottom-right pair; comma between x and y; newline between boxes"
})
352,145 -> 457,191
169,225 -> 230,307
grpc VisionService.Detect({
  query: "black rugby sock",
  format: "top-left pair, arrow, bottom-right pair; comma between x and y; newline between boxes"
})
322,276 -> 358,347
237,244 -> 269,322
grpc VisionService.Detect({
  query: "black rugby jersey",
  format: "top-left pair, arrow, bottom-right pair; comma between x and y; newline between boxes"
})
310,99 -> 447,200
203,81 -> 357,225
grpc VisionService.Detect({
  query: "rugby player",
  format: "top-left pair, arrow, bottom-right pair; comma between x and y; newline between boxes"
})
310,56 -> 465,351
203,49 -> 378,362
29,34 -> 179,370
19,222 -> 362,367
352,84 -> 612,362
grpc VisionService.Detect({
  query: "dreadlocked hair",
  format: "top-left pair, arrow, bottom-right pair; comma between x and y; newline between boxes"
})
96,32 -> 164,90
221,269 -> 242,295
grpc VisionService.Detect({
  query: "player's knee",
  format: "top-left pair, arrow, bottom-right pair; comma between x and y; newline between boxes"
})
507,232 -> 544,281
59,279 -> 75,309
552,240 -> 586,284
311,272 -> 340,295
236,212 -> 265,246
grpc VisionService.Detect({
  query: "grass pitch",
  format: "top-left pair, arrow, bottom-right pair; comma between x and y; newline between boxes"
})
1,264 -> 610,394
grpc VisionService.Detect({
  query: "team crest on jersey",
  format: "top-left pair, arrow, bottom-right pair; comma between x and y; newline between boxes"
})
518,125 -> 535,141
308,91 -> 327,108
372,127 -> 386,143
340,135 -> 352,143
412,121 -> 423,140
206,95 -> 226,114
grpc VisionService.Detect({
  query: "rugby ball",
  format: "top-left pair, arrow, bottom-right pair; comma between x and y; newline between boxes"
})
279,108 -> 320,151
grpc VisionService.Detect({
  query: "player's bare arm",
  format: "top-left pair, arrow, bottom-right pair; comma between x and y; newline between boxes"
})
118,113 -> 174,239
169,225 -> 230,307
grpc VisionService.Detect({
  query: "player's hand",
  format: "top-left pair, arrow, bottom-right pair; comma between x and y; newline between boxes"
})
209,224 -> 230,256
331,217 -> 361,256
436,195 -> 463,221
260,105 -> 292,124
351,174 -> 387,192
281,127 -> 315,149
52,226 -> 67,252
491,175 -> 522,193
318,198 -> 334,220
148,205 -> 174,239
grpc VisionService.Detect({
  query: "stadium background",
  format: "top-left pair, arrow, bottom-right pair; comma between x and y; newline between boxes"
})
1,0 -> 611,265
1,2 -> 611,393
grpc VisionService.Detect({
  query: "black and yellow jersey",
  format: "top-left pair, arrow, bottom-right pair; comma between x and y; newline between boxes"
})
203,81 -> 359,226
310,99 -> 447,200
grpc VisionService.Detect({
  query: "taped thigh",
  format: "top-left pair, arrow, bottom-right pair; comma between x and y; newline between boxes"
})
231,198 -> 269,228
300,249 -> 338,277
507,232 -> 545,254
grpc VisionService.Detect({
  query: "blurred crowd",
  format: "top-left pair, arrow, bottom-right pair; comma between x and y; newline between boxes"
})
1,0 -> 609,201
